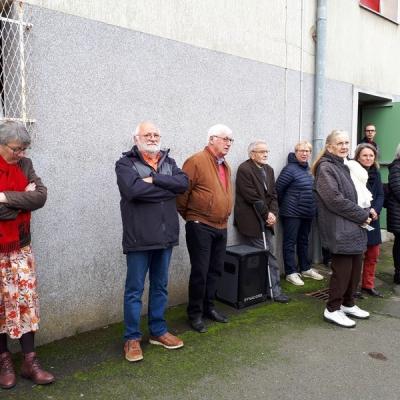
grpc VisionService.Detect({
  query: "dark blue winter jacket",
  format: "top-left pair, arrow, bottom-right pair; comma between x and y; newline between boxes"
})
116,146 -> 188,253
365,166 -> 384,245
276,152 -> 316,219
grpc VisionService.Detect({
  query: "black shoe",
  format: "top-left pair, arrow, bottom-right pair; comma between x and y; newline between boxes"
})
362,288 -> 384,298
354,291 -> 365,299
190,317 -> 207,333
273,293 -> 290,303
205,309 -> 228,323
323,261 -> 332,269
394,271 -> 400,284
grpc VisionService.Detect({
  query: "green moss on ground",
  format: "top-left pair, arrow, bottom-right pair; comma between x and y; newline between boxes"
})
6,242 -> 396,400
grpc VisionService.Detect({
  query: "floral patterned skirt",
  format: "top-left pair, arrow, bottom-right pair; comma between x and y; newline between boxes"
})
0,245 -> 40,339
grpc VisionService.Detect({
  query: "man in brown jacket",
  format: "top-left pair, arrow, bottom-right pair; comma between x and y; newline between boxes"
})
234,140 -> 289,303
177,124 -> 233,333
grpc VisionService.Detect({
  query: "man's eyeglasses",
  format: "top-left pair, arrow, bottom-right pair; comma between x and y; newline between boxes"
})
365,129 -> 376,133
213,136 -> 234,144
138,133 -> 161,140
5,144 -> 29,154
252,150 -> 270,154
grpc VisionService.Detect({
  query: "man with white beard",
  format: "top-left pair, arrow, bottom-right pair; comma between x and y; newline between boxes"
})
116,121 -> 188,362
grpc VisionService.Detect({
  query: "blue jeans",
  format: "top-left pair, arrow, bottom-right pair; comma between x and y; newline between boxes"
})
124,248 -> 172,340
281,217 -> 312,275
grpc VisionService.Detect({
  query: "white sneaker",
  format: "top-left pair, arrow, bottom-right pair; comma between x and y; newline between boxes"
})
324,308 -> 356,328
341,305 -> 370,319
286,273 -> 304,286
301,268 -> 324,280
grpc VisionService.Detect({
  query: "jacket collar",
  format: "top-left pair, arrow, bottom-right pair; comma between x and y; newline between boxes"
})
204,146 -> 227,166
123,146 -> 170,168
288,152 -> 308,168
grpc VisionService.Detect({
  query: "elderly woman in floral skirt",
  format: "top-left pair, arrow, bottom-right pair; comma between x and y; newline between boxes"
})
0,121 -> 54,389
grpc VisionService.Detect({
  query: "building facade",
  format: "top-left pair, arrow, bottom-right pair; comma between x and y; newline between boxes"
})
1,0 -> 398,344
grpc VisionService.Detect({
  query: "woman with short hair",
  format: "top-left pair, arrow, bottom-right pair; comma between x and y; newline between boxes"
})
312,130 -> 371,328
276,140 -> 323,286
386,144 -> 400,284
0,121 -> 54,389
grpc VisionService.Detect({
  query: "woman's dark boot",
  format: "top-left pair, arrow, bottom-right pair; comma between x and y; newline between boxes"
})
0,352 -> 16,389
21,352 -> 55,385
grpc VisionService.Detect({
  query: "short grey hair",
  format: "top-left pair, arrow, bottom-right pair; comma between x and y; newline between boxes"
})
207,124 -> 232,143
247,140 -> 268,158
395,143 -> 400,160
0,120 -> 31,146
133,120 -> 160,137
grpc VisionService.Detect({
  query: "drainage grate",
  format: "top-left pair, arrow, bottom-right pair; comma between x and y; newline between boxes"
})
306,288 -> 330,301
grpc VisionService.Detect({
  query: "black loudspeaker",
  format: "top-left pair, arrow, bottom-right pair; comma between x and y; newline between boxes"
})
216,244 -> 269,309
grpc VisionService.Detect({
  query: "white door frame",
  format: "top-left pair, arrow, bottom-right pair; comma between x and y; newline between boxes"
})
351,87 -> 393,153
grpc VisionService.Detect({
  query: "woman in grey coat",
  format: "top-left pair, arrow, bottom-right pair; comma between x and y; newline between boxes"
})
312,130 -> 372,328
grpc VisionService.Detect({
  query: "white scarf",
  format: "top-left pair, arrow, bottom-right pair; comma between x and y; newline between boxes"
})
344,159 -> 372,208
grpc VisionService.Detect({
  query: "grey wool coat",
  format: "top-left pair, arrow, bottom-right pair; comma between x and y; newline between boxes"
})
314,152 -> 369,254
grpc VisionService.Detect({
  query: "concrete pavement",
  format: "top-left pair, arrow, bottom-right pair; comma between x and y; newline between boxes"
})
4,241 -> 399,400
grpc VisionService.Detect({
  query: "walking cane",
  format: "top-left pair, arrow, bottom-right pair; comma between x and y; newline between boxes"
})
253,200 -> 274,300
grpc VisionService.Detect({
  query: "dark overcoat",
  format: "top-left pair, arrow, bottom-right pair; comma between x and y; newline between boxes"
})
365,166 -> 384,245
234,159 -> 278,238
387,159 -> 400,234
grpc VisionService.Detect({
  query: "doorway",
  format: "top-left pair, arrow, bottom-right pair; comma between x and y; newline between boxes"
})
353,89 -> 400,229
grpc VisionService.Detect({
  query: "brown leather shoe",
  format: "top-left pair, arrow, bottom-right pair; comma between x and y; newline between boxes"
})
21,352 -> 55,385
0,352 -> 16,389
149,332 -> 184,349
124,339 -> 143,362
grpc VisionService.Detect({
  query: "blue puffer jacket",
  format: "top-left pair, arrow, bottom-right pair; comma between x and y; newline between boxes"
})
276,152 -> 316,218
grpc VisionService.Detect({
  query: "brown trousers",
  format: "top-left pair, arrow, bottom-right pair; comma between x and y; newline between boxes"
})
327,253 -> 363,312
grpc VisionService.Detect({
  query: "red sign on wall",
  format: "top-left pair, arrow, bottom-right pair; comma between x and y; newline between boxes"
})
360,0 -> 381,12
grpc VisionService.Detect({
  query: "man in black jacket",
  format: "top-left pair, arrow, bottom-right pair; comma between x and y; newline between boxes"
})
234,140 -> 289,303
359,123 -> 379,151
116,121 -> 188,362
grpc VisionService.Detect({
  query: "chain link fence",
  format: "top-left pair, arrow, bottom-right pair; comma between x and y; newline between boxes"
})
0,0 -> 34,129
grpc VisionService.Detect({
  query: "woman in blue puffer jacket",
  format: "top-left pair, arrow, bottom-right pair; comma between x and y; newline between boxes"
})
276,140 -> 323,286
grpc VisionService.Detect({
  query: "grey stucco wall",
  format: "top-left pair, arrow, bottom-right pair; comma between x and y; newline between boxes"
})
25,5 -> 355,345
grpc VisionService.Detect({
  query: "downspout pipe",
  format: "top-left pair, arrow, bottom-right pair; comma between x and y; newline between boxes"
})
313,0 -> 327,157
312,0 -> 327,263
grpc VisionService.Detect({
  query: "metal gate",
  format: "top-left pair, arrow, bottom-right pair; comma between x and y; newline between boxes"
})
0,0 -> 34,127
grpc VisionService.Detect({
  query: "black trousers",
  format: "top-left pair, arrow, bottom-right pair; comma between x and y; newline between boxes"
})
185,221 -> 227,320
327,253 -> 363,312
